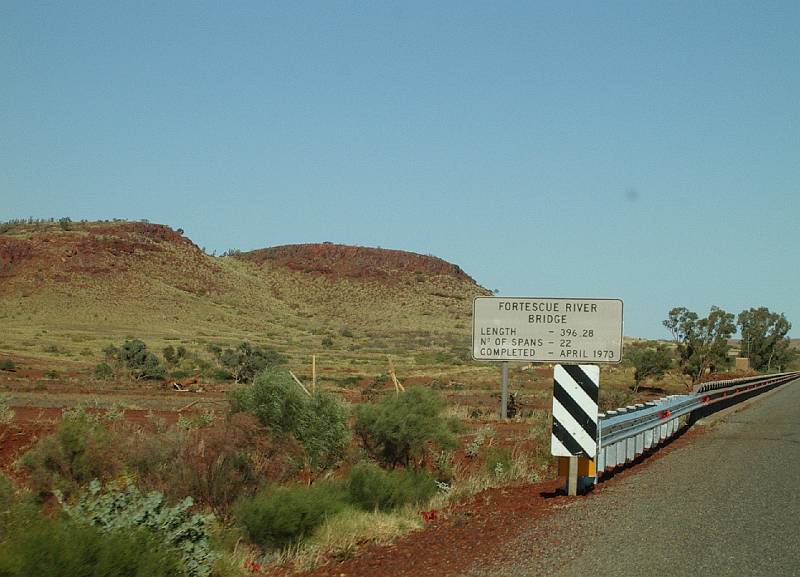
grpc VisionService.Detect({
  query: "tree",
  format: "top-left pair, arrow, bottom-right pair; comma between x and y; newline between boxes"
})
663,306 -> 736,384
116,339 -> 166,380
217,342 -> 286,384
737,307 -> 794,371
623,341 -> 673,392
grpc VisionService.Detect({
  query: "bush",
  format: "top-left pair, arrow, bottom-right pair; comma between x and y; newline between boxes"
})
0,359 -> 15,371
0,505 -> 188,577
94,362 -> 114,380
119,339 -> 166,380
235,482 -> 346,549
230,368 -> 350,470
161,413 -> 286,518
20,409 -> 118,498
58,479 -> 216,577
346,462 -> 437,512
211,368 -> 234,382
217,342 -> 286,384
354,386 -> 460,469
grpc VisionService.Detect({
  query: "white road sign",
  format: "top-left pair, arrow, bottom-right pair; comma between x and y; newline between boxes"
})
472,296 -> 623,363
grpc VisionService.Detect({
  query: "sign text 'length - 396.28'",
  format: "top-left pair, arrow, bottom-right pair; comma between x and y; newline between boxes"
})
471,296 -> 624,364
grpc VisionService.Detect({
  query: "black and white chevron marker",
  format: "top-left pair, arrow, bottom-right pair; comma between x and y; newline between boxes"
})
551,364 -> 599,458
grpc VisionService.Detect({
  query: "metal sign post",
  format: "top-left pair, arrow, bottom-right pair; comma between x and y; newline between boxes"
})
501,361 -> 509,419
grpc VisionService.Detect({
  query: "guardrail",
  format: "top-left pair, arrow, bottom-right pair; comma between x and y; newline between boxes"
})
593,371 -> 800,479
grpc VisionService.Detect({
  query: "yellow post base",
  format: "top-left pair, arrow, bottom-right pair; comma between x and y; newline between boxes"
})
558,456 -> 596,477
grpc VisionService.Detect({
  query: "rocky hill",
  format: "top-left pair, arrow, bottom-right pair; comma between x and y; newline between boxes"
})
0,220 -> 489,368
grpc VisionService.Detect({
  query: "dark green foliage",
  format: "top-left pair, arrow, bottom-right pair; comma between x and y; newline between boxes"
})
94,362 -> 114,380
163,345 -> 177,365
0,475 -> 15,510
230,368 -> 350,469
321,336 -> 334,348
0,359 -> 14,371
623,341 -> 673,391
663,306 -> 736,383
354,386 -> 460,469
0,505 -> 187,577
235,482 -> 345,549
737,307 -> 794,371
217,342 -> 286,383
58,217 -> 72,231
345,462 -> 437,511
211,368 -> 234,382
163,345 -> 188,367
58,479 -> 216,577
118,339 -> 166,380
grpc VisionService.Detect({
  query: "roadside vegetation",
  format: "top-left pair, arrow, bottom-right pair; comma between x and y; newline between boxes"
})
1,220 -> 796,575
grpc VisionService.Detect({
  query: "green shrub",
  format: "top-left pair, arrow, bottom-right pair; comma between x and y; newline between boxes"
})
346,462 -> 437,511
118,339 -> 166,380
484,447 -> 513,479
0,359 -> 15,371
58,479 -> 216,577
0,505 -> 188,577
0,474 -> 15,510
235,482 -> 346,549
94,362 -> 114,380
212,368 -> 234,382
20,409 -> 118,498
230,368 -> 350,470
217,342 -> 286,384
354,386 -> 460,468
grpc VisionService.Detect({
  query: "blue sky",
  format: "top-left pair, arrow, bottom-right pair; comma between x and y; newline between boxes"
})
2,2 -> 798,338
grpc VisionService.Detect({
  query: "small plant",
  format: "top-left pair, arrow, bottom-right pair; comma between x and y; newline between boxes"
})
235,482 -> 346,549
0,359 -> 15,371
0,395 -> 14,425
484,447 -> 512,480
178,410 -> 215,430
104,403 -> 125,422
345,462 -> 437,512
465,426 -> 495,458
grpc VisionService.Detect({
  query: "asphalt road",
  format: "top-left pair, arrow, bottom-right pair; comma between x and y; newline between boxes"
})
462,379 -> 800,577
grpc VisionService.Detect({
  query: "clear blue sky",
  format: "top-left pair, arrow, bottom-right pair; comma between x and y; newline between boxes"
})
2,2 -> 798,338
